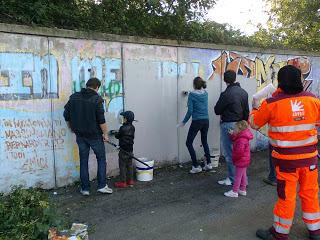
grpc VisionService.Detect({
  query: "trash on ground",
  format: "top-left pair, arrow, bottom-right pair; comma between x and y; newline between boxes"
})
48,223 -> 88,240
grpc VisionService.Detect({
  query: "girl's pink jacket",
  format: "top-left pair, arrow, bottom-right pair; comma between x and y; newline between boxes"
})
230,129 -> 254,168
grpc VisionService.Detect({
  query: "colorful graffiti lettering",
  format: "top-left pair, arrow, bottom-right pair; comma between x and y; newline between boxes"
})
0,53 -> 58,100
209,51 -> 312,91
71,57 -> 123,115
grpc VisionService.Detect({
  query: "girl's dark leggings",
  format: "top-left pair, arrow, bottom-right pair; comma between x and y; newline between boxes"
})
186,119 -> 211,167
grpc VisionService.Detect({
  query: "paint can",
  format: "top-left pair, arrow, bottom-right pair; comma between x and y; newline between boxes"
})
210,151 -> 220,168
135,158 -> 154,181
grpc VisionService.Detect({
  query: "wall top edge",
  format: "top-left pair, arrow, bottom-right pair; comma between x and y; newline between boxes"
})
0,23 -> 319,57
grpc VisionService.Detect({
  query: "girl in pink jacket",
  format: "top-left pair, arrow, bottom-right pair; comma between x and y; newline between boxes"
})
224,120 -> 253,198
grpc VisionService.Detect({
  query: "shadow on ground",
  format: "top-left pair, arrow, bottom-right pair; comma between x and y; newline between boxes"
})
52,150 -> 313,240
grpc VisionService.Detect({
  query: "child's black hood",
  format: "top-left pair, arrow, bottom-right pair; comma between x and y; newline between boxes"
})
120,111 -> 135,122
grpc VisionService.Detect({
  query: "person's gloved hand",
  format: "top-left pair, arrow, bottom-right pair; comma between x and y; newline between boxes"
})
176,122 -> 185,128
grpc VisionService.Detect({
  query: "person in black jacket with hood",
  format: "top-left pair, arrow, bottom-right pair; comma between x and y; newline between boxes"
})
214,70 -> 249,186
64,78 -> 113,196
111,111 -> 136,188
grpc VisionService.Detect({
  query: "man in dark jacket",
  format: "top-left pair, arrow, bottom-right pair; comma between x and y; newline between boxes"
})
111,111 -> 135,188
214,70 -> 249,186
63,78 -> 112,196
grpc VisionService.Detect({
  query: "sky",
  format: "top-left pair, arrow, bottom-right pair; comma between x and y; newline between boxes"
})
207,0 -> 270,35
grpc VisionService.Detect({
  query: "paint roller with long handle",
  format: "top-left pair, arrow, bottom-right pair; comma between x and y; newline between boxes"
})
106,141 -> 151,168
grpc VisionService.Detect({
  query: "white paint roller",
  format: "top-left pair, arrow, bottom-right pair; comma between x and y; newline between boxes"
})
252,83 -> 276,109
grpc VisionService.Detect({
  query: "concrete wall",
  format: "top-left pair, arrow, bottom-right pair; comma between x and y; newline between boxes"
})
0,24 -> 319,192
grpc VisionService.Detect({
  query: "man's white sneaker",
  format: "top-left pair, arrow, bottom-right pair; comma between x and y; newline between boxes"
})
218,178 -> 232,186
97,185 -> 113,194
203,163 -> 213,171
224,190 -> 238,198
80,189 -> 90,196
189,166 -> 202,174
238,190 -> 247,196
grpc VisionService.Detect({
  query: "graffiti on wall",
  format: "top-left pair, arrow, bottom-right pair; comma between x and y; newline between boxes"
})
209,51 -> 312,91
0,53 -> 59,100
71,57 -> 123,115
0,114 -> 66,174
157,61 -> 200,79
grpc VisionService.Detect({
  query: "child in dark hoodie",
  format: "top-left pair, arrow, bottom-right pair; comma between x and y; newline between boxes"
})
112,111 -> 136,188
224,120 -> 253,198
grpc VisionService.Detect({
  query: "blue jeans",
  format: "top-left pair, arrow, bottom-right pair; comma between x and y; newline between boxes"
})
268,144 -> 276,182
76,136 -> 107,191
220,122 -> 236,182
186,119 -> 211,167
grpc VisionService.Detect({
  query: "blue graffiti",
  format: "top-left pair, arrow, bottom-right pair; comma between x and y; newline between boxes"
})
0,53 -> 58,100
71,57 -> 123,115
157,61 -> 200,79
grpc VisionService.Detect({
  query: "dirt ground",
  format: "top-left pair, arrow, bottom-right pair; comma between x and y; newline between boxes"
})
53,150 -> 314,240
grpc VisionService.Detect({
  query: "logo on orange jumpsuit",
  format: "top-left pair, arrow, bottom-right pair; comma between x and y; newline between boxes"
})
291,99 -> 305,120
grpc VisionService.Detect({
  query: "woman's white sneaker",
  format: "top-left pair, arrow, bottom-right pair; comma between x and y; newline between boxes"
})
238,190 -> 247,196
224,190 -> 238,198
190,166 -> 202,174
97,185 -> 113,194
218,177 -> 232,186
203,163 -> 213,171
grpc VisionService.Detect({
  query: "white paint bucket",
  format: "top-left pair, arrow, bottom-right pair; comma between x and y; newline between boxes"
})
135,158 -> 154,182
211,153 -> 220,168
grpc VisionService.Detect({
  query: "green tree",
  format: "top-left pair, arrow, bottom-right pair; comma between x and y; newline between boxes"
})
252,0 -> 320,51
0,0 -> 256,47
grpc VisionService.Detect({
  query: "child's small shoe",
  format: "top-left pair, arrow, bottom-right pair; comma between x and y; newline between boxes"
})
115,181 -> 128,188
238,190 -> 247,196
224,190 -> 238,198
127,179 -> 135,186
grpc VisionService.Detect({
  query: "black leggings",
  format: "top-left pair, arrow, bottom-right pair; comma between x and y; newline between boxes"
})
186,119 -> 211,167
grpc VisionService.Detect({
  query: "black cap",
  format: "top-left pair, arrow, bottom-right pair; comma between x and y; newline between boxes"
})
120,111 -> 135,123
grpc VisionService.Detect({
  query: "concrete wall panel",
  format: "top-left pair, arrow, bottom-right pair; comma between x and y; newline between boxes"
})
122,44 -> 178,165
48,38 -> 123,186
0,33 -> 55,192
177,48 -> 222,163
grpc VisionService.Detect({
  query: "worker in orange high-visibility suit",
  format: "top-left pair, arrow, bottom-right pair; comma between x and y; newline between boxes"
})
250,65 -> 320,240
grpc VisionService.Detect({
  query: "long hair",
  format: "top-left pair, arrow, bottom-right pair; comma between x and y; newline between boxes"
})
193,77 -> 207,89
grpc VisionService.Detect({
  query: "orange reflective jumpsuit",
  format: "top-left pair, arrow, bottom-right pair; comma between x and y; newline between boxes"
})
250,89 -> 320,239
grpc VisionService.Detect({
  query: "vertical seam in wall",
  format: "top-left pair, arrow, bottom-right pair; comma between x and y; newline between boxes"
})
176,47 -> 180,164
48,37 -> 57,188
219,49 -> 223,155
121,43 -> 125,111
